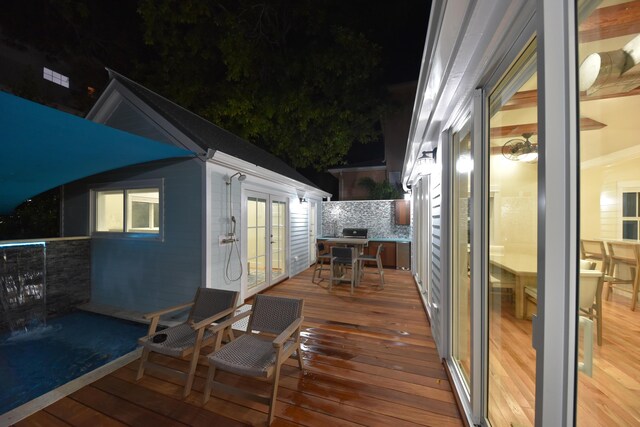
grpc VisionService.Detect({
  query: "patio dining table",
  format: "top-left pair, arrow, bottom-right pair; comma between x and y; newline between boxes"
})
324,237 -> 370,285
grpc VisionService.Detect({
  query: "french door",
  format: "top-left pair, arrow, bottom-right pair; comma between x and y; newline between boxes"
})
245,191 -> 288,296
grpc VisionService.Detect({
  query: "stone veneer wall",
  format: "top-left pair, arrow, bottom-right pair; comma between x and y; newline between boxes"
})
322,200 -> 411,239
0,237 -> 91,331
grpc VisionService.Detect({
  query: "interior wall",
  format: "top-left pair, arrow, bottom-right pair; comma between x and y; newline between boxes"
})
489,155 -> 538,256
581,157 -> 640,240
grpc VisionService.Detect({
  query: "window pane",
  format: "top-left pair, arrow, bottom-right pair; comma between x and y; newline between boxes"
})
96,190 -> 124,232
452,122 -> 472,388
577,1 -> 640,425
622,221 -> 638,240
622,192 -> 636,217
488,39 -> 537,427
126,189 -> 160,233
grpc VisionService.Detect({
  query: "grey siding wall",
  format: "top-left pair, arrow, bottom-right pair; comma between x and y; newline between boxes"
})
290,199 -> 309,276
102,160 -> 200,313
431,176 -> 443,353
63,159 -> 203,313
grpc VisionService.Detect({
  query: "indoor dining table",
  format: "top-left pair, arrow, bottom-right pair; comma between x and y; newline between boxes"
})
490,253 -> 537,319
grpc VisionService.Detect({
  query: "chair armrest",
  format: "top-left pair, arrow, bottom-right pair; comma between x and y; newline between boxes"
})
208,307 -> 253,333
142,301 -> 194,320
189,306 -> 237,331
273,317 -> 303,348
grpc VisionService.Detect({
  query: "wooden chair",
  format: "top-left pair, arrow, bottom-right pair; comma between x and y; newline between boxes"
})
580,239 -> 609,274
312,242 -> 332,283
579,269 -> 604,346
137,288 -> 239,397
203,295 -> 304,425
524,260 -> 596,320
357,243 -> 385,289
330,246 -> 358,295
605,241 -> 640,311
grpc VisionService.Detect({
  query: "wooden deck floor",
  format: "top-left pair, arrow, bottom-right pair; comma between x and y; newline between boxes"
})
15,267 -> 462,427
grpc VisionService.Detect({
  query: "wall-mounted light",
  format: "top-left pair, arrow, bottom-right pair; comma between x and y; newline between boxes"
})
296,189 -> 307,203
417,148 -> 437,174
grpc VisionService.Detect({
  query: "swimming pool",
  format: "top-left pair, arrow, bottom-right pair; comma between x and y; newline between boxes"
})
0,311 -> 147,414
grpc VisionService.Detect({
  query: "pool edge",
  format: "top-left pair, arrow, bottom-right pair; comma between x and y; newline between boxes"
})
0,347 -> 142,426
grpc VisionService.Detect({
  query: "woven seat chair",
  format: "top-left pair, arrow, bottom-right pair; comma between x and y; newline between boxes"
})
137,288 -> 239,398
203,294 -> 304,425
312,241 -> 332,283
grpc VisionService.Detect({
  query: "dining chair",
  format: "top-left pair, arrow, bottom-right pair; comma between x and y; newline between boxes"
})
605,241 -> 640,311
330,246 -> 358,295
524,260 -> 597,321
356,243 -> 384,289
580,239 -> 609,274
579,269 -> 604,346
312,241 -> 332,283
137,288 -> 239,397
203,295 -> 304,425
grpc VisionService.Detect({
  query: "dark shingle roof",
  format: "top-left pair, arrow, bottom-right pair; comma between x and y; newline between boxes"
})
108,70 -> 318,188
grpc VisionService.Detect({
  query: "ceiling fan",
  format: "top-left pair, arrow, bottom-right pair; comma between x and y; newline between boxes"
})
501,132 -> 538,162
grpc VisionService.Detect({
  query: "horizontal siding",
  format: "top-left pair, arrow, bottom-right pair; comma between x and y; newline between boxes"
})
431,179 -> 442,348
290,201 -> 309,276
84,159 -> 204,313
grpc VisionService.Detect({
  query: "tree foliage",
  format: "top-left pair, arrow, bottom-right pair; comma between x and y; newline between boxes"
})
357,177 -> 403,200
137,0 -> 387,170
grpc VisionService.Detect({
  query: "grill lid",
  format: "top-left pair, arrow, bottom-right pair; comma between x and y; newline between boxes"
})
342,228 -> 368,238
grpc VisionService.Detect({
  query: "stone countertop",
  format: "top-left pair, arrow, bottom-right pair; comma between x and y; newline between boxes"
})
319,237 -> 411,243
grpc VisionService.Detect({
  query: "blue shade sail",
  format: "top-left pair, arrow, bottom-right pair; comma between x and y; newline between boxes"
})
0,92 -> 194,214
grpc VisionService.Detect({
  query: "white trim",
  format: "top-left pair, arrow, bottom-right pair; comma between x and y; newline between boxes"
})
210,151 -> 331,199
327,165 -> 386,174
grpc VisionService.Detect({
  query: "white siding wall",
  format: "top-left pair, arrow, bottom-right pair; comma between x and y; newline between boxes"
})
290,199 -> 309,276
430,175 -> 444,354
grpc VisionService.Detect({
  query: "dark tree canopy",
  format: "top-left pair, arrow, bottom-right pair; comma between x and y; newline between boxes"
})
137,0 -> 387,170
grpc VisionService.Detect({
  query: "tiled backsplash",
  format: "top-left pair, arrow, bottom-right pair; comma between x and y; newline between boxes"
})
322,200 -> 411,239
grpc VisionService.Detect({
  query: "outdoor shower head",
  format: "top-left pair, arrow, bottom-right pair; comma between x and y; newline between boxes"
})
226,172 -> 247,184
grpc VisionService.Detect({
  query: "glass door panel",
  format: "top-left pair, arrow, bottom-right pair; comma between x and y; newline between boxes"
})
487,40 -> 537,427
247,196 -> 267,291
271,199 -> 287,283
577,1 -> 640,425
452,122 -> 472,388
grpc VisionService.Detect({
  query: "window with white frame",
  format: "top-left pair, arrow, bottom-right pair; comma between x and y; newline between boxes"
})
43,67 -> 70,88
94,184 -> 161,236
622,191 -> 640,240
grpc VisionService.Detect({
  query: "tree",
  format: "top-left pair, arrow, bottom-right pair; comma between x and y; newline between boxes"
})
357,177 -> 404,200
137,0 -> 387,170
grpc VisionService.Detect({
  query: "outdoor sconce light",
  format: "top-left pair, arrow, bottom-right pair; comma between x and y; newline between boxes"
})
296,189 -> 307,203
417,148 -> 437,174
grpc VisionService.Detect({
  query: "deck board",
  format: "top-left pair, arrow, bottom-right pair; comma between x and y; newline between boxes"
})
15,267 -> 462,427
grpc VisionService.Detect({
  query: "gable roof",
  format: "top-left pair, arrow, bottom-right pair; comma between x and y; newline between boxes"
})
106,69 -> 318,189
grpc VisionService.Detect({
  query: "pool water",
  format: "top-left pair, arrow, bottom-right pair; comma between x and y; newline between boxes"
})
0,311 -> 147,414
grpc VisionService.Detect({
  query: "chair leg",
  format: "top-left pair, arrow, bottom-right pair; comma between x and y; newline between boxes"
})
268,364 -> 282,425
377,259 -> 384,289
631,272 -> 639,311
136,347 -> 150,380
350,265 -> 354,295
203,364 -> 216,404
296,348 -> 304,370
